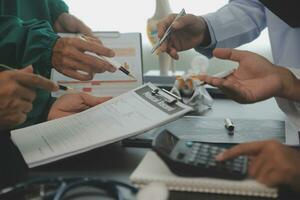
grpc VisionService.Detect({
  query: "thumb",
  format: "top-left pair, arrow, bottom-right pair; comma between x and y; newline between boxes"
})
19,65 -> 33,73
213,48 -> 248,62
81,93 -> 112,107
172,14 -> 199,30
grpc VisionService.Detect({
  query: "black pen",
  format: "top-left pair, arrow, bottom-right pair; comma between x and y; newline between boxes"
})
0,64 -> 73,91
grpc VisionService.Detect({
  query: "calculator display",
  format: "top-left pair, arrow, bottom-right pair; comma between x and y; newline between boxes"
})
154,130 -> 179,155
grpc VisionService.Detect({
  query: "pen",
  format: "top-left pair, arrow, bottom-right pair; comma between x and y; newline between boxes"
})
162,88 -> 182,101
80,36 -> 136,79
151,8 -> 187,54
200,68 -> 236,86
224,118 -> 234,135
0,64 -> 72,91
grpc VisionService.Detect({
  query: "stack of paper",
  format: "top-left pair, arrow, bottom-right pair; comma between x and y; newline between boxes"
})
11,84 -> 192,168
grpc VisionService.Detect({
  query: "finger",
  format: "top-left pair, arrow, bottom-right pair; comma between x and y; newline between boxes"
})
63,57 -> 94,77
213,48 -> 250,62
84,51 -> 117,73
4,112 -> 27,126
15,84 -> 37,102
198,75 -> 226,87
82,34 -> 103,45
80,93 -> 112,107
248,157 -> 266,178
61,68 -> 93,81
157,14 -> 177,39
198,75 -> 245,101
172,14 -> 199,30
215,142 -> 266,161
13,99 -> 33,113
13,72 -> 59,92
74,38 -> 115,57
221,81 -> 251,103
169,47 -> 179,60
19,65 -> 33,73
157,41 -> 169,54
71,48 -> 116,73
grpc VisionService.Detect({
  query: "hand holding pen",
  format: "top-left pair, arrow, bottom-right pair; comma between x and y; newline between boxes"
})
0,65 -> 59,128
52,36 -> 116,81
80,36 -> 136,79
156,9 -> 210,59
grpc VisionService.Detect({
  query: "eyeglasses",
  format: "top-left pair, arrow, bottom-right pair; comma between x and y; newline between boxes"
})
0,176 -> 138,200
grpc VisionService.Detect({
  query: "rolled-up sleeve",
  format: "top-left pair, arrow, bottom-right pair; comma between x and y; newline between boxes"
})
48,0 -> 69,25
196,0 -> 267,58
0,16 -> 59,69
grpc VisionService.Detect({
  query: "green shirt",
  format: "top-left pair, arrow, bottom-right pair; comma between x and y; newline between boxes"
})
0,0 -> 69,128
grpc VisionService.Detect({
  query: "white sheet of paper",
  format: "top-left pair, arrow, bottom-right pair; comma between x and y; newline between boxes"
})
11,83 -> 192,168
285,118 -> 300,145
51,32 -> 143,97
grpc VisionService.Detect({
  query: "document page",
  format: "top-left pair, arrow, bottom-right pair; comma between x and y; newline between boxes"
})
11,83 -> 192,168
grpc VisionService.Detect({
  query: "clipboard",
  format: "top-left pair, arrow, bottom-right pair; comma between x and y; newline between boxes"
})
51,32 -> 144,97
11,83 -> 193,167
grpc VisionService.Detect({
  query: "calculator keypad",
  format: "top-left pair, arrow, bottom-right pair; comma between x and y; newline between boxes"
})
185,142 -> 248,178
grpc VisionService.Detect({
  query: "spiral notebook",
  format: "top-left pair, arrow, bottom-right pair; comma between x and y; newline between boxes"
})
130,151 -> 278,198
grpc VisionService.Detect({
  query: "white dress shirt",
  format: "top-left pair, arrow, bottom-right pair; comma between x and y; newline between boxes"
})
196,0 -> 300,136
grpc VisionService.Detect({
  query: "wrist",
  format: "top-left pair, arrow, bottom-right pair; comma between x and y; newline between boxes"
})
276,67 -> 298,99
198,16 -> 211,47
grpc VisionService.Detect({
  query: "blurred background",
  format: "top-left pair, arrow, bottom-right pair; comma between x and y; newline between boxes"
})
64,0 -> 272,74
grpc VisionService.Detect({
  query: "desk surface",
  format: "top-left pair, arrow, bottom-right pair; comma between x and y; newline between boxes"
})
30,98 -> 286,200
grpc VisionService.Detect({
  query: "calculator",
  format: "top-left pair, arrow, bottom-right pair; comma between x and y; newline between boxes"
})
152,129 -> 248,180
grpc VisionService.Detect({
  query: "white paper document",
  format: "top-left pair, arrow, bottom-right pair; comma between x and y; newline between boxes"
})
11,83 -> 192,168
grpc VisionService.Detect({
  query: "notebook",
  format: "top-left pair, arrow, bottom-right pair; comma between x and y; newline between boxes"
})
130,151 -> 278,198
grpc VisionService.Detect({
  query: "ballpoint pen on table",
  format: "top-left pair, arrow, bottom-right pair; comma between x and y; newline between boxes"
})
79,36 -> 136,79
0,64 -> 73,91
151,8 -> 187,54
200,68 -> 236,86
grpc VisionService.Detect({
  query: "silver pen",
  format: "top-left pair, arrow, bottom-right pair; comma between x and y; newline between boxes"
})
151,8 -> 186,54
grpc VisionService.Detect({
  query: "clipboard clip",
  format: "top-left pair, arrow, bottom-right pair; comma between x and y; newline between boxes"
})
151,88 -> 181,106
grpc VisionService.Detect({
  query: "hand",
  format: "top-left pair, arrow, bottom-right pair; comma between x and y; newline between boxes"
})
54,13 -> 94,38
0,66 -> 58,129
198,48 -> 296,103
157,14 -> 210,59
216,140 -> 300,191
52,37 -> 117,81
47,93 -> 112,120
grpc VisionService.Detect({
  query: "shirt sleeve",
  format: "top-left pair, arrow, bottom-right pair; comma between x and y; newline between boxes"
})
48,0 -> 69,25
195,0 -> 267,57
0,16 -> 59,68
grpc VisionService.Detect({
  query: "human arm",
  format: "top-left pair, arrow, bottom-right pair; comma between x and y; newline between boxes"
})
198,48 -> 300,103
0,11 -> 115,81
215,140 -> 300,192
157,0 -> 267,58
0,16 -> 59,68
49,0 -> 96,38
